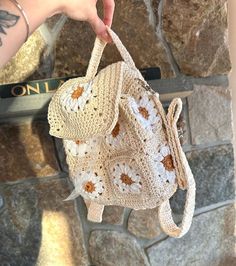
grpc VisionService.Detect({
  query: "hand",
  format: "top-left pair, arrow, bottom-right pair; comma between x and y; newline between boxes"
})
60,0 -> 115,42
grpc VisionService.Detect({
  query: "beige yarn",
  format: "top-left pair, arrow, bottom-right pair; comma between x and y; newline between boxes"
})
48,38 -> 123,140
48,27 -> 196,238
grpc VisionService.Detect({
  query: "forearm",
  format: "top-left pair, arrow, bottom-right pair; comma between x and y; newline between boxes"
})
0,0 -> 115,68
0,0 -> 61,68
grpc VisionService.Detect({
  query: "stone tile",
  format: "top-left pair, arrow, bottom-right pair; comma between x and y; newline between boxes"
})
89,230 -> 150,266
147,204 -> 236,266
170,144 -> 235,214
128,207 -> 162,239
53,0 -> 174,78
0,30 -> 46,84
162,0 -> 231,76
188,85 -> 233,145
0,121 -> 60,182
102,206 -> 125,225
0,178 -> 89,265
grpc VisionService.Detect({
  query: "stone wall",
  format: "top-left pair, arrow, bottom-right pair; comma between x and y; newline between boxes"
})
0,0 -> 235,265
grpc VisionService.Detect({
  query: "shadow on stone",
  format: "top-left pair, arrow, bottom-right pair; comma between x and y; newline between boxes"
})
0,120 -> 42,265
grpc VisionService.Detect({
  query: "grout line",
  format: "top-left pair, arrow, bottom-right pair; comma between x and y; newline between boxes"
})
143,0 -> 157,28
0,172 -> 68,188
183,140 -> 233,152
156,0 -> 181,77
193,200 -> 235,216
122,208 -> 132,229
74,196 -> 93,265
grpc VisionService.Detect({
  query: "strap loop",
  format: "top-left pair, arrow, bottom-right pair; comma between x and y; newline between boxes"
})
158,163 -> 196,237
85,37 -> 107,80
167,98 -> 182,126
86,27 -> 137,80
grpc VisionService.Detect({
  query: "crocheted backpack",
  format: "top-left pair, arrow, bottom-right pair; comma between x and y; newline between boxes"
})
48,27 -> 196,238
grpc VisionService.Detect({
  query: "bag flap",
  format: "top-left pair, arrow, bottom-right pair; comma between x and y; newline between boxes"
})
48,61 -> 125,140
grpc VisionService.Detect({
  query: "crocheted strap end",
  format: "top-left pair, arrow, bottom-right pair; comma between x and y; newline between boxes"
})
87,202 -> 104,223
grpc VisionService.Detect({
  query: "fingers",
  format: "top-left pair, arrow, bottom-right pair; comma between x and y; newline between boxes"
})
87,11 -> 111,42
88,12 -> 106,36
102,0 -> 115,26
87,0 -> 115,43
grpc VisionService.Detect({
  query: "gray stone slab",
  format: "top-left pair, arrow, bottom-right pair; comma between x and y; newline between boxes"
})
0,121 -> 60,182
89,230 -> 150,266
102,206 -> 125,225
188,85 -> 233,145
128,207 -> 163,240
147,204 -> 236,266
53,0 -> 174,79
0,179 -> 89,265
170,144 -> 235,213
162,0 -> 231,77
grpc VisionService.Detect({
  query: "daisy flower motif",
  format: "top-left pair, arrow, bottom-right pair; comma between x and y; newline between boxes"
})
112,162 -> 142,193
64,138 -> 99,157
154,145 -> 176,184
105,120 -> 126,148
130,94 -> 161,130
73,171 -> 104,200
60,81 -> 93,112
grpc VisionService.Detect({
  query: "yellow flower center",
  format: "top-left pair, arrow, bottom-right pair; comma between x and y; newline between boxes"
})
71,86 -> 84,99
161,155 -> 175,171
138,106 -> 149,120
84,181 -> 96,193
75,140 -> 85,145
120,174 -> 134,185
111,123 -> 120,138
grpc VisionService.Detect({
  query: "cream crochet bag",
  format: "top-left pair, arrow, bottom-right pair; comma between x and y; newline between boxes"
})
48,27 -> 196,238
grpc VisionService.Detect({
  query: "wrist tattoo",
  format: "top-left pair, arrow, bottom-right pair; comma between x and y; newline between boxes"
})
0,10 -> 19,46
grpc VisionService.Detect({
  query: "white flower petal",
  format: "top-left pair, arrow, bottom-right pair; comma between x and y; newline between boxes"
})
154,153 -> 163,162
111,162 -> 142,194
69,171 -> 104,200
130,183 -> 141,192
161,146 -> 170,157
166,171 -> 176,183
60,82 -> 93,112
156,163 -> 166,175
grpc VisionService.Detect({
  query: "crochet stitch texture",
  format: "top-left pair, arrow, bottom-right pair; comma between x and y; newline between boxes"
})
48,27 -> 196,238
